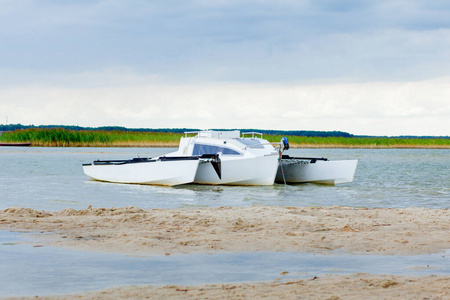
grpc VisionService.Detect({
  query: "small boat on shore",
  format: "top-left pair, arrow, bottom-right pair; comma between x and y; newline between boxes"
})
0,142 -> 32,147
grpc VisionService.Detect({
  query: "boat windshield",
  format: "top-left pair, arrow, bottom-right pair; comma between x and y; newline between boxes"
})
192,144 -> 241,156
236,138 -> 264,149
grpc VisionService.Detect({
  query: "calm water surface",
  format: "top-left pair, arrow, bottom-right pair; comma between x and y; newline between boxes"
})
0,147 -> 448,210
1,147 -> 449,297
1,231 -> 449,297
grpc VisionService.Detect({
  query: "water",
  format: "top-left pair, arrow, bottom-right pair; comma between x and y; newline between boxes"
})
0,147 -> 448,210
0,147 -> 449,296
1,231 -> 449,297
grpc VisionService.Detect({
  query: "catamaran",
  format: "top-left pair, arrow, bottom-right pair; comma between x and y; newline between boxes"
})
82,130 -> 357,186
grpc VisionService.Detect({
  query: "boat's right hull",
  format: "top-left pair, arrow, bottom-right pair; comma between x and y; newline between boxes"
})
276,159 -> 358,185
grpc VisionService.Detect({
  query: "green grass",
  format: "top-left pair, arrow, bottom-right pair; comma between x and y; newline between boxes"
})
1,128 -> 448,148
0,128 -> 181,147
266,135 -> 450,148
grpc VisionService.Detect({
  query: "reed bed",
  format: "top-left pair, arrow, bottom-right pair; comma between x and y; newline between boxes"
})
266,135 -> 450,149
1,128 -> 448,148
0,128 -> 180,147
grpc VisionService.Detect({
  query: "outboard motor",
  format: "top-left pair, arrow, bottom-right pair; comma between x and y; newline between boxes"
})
280,137 -> 289,151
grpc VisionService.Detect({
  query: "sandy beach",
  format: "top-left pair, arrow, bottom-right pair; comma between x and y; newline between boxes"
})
5,274 -> 447,300
1,205 -> 449,299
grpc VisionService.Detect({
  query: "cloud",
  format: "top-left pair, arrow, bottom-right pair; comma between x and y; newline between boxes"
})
1,75 -> 449,136
1,1 -> 449,136
2,1 -> 450,82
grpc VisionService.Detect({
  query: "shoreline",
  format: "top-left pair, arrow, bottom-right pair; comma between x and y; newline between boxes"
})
2,143 -> 450,149
1,205 -> 449,299
2,128 -> 448,149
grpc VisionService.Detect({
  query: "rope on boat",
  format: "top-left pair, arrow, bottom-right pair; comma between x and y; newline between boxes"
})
280,159 -> 287,187
278,137 -> 289,187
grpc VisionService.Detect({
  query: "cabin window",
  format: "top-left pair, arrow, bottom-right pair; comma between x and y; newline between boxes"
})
193,144 -> 241,155
237,138 -> 264,149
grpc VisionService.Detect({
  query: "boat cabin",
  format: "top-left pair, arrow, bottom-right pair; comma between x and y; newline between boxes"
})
175,130 -> 272,157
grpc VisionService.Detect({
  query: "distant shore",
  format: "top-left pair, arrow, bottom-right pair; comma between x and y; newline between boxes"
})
1,205 -> 449,299
0,128 -> 448,148
61,142 -> 450,149
19,143 -> 450,149
2,142 -> 449,149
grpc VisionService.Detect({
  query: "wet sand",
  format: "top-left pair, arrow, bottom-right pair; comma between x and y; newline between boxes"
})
1,205 -> 449,299
1,206 -> 449,256
7,274 -> 448,300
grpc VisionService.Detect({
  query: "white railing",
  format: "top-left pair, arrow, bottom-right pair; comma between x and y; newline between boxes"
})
185,130 -> 241,139
241,132 -> 263,139
184,131 -> 202,138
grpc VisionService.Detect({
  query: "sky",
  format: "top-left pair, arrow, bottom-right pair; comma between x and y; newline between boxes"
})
1,0 -> 449,136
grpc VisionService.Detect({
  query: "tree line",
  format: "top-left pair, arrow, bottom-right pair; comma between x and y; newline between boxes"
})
0,123 -> 447,139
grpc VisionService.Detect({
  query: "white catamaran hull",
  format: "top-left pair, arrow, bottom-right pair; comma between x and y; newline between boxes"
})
194,154 -> 279,185
276,159 -> 358,185
83,158 -> 200,186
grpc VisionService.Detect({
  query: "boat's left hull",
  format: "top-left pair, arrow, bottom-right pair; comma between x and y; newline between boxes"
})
194,154 -> 279,185
276,159 -> 358,185
83,159 -> 200,186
